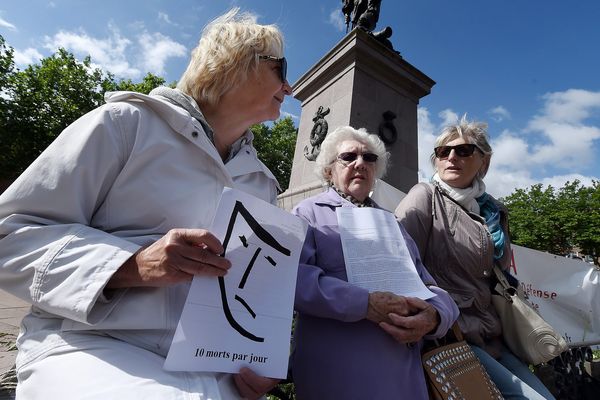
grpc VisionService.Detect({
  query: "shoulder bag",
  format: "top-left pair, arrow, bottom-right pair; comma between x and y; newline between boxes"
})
491,264 -> 568,365
422,324 -> 503,400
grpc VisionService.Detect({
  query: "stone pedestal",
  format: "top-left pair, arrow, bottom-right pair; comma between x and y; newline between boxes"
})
278,28 -> 435,210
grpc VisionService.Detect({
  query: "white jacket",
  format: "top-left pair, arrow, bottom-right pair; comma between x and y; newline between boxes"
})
0,91 -> 279,368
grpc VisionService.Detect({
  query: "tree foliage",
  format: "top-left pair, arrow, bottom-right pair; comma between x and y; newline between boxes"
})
0,36 -> 168,180
502,180 -> 600,261
251,117 -> 297,192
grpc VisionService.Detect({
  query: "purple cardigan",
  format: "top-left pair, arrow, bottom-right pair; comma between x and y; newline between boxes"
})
291,188 -> 459,400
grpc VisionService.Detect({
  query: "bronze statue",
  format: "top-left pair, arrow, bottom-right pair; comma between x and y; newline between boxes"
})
342,0 -> 381,33
341,0 -> 398,54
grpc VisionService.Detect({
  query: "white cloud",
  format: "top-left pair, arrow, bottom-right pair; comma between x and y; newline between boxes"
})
489,131 -> 529,169
137,32 -> 186,76
526,89 -> 600,168
13,47 -> 43,66
43,26 -> 141,78
158,12 -> 178,26
488,105 -> 511,122
438,109 -> 459,126
534,89 -> 600,124
484,167 -> 535,198
281,110 -> 299,122
329,9 -> 345,32
0,15 -> 17,31
416,107 -> 437,181
41,24 -> 187,79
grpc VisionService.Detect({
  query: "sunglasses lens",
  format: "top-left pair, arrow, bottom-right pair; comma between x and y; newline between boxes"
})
435,144 -> 477,158
454,144 -> 476,157
434,146 -> 451,158
338,152 -> 358,162
362,153 -> 378,162
280,58 -> 287,82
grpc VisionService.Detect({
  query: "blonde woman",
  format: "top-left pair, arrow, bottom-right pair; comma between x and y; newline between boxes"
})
0,9 -> 291,399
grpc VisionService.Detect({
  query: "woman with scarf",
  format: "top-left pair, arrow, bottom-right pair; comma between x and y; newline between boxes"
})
0,8 -> 291,400
394,116 -> 555,400
290,126 -> 458,399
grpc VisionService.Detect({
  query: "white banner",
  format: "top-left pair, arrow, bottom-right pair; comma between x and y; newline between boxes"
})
510,244 -> 600,347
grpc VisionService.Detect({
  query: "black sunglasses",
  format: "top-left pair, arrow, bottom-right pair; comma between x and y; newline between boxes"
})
434,143 -> 481,159
258,55 -> 287,83
337,152 -> 379,164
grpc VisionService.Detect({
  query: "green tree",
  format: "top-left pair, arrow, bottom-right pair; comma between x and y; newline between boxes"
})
107,72 -> 173,94
251,117 -> 297,192
0,36 -> 169,180
502,180 -> 600,261
0,46 -> 114,179
0,36 -> 16,174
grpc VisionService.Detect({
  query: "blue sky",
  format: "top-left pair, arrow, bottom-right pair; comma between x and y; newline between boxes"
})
1,0 -> 599,198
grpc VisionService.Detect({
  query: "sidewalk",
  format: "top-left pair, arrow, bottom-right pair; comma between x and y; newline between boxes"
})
0,290 -> 29,399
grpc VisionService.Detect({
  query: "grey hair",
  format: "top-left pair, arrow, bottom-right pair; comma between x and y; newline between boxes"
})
177,8 -> 284,106
430,115 -> 493,178
315,126 -> 390,184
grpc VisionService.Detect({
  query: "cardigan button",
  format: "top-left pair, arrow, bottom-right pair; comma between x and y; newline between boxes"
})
483,270 -> 490,277
191,131 -> 199,138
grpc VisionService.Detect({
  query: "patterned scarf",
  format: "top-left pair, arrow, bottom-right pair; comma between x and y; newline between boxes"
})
331,186 -> 374,207
476,192 -> 505,260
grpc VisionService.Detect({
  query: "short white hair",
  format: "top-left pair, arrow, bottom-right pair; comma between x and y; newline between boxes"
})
315,126 -> 390,184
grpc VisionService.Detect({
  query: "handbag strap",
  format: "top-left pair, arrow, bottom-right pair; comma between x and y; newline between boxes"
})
492,264 -> 510,289
451,322 -> 464,342
492,263 -> 516,303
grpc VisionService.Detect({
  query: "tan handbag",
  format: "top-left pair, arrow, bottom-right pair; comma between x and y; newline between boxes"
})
422,324 -> 503,400
491,264 -> 568,365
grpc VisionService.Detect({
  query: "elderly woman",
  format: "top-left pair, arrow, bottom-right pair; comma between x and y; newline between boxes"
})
395,116 -> 555,400
0,9 -> 291,400
290,126 -> 459,399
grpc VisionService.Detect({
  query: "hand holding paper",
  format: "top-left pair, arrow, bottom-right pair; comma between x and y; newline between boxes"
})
164,188 -> 307,379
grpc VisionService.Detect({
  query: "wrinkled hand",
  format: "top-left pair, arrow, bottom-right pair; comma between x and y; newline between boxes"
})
378,297 -> 440,344
366,291 -> 417,324
233,367 -> 279,400
107,228 -> 231,288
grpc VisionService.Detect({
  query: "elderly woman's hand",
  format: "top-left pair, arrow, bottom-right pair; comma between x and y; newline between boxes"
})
107,228 -> 232,288
377,297 -> 440,344
366,291 -> 416,324
233,367 -> 279,400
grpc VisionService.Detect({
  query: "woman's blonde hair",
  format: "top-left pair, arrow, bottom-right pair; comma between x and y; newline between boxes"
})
177,8 -> 284,106
315,126 -> 390,184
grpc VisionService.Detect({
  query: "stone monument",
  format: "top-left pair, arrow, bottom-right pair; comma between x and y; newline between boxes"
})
278,15 -> 434,211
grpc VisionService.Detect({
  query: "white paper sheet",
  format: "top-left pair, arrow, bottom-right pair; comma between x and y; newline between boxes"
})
336,207 -> 435,300
164,187 -> 307,378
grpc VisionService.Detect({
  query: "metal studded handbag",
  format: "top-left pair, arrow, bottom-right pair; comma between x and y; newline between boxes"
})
422,324 -> 503,400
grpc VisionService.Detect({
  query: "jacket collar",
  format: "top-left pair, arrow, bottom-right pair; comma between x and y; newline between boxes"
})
313,187 -> 379,208
104,91 -> 278,188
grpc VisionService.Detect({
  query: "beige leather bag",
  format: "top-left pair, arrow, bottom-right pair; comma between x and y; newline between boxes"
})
491,264 -> 568,365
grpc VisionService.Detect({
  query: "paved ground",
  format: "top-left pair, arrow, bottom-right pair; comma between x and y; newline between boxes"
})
0,290 -> 29,399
